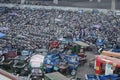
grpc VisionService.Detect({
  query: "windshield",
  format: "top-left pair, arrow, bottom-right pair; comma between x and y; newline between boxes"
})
21,50 -> 29,56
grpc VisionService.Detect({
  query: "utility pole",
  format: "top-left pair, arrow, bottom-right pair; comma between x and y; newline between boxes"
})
53,0 -> 58,4
89,0 -> 93,2
21,0 -> 25,4
89,0 -> 101,2
111,0 -> 116,11
97,0 -> 101,3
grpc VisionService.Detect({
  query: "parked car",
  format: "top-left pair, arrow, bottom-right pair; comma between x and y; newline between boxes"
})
28,54 -> 45,80
44,52 -> 60,73
13,49 -> 32,75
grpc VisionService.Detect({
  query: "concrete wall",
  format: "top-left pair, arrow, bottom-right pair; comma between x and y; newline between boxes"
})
0,3 -> 110,13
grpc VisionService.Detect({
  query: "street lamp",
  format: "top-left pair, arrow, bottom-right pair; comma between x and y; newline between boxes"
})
111,0 -> 116,11
53,0 -> 58,4
89,0 -> 101,2
21,0 -> 25,4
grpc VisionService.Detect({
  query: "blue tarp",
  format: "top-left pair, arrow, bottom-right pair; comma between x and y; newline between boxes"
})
0,32 -> 6,38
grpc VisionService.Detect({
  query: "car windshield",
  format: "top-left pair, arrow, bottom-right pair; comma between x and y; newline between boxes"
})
21,50 -> 29,56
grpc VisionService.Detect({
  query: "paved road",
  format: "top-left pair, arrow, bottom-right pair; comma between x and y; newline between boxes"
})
30,0 -> 120,10
1,0 -> 120,10
76,51 -> 95,80
53,0 -> 120,10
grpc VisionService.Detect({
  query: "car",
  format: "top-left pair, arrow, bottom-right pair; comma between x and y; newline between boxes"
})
111,44 -> 120,53
13,49 -> 32,75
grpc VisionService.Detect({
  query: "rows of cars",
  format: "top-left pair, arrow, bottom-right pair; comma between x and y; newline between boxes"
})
0,39 -> 88,80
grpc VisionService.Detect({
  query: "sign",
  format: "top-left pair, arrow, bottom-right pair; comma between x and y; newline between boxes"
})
105,64 -> 113,75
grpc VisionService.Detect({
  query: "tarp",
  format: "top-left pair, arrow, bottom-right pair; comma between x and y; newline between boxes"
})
73,41 -> 89,47
0,32 -> 6,38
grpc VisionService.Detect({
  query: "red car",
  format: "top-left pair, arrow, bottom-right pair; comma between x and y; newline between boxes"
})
49,41 -> 60,50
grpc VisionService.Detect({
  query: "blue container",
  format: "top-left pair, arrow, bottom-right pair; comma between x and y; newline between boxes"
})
85,74 -> 100,80
44,53 -> 60,73
99,74 -> 119,80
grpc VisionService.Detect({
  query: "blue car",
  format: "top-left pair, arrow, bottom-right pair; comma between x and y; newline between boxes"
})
96,38 -> 105,46
96,38 -> 105,50
66,53 -> 79,76
44,52 -> 60,73
111,45 -> 120,53
85,74 -> 100,80
99,74 -> 120,80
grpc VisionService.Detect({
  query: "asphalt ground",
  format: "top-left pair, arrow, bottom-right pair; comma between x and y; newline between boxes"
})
55,0 -> 120,10
1,0 -> 120,10
76,51 -> 96,80
28,0 -> 120,10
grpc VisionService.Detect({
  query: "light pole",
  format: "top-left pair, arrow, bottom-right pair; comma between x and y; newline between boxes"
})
21,0 -> 25,4
111,0 -> 116,11
53,0 -> 58,4
89,0 -> 101,2
89,0 -> 93,2
97,0 -> 101,2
